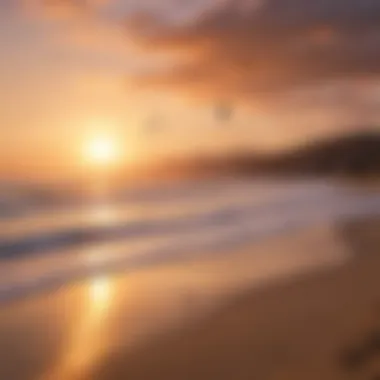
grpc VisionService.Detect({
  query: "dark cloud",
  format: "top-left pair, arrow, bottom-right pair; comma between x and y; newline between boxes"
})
127,0 -> 380,100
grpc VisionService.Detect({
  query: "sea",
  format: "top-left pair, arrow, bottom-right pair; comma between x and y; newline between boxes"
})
0,177 -> 379,302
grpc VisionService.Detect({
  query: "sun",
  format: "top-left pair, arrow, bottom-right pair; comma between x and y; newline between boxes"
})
84,134 -> 120,166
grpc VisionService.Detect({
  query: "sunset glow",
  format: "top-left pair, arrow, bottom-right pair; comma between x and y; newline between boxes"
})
0,0 -> 379,181
84,134 -> 120,166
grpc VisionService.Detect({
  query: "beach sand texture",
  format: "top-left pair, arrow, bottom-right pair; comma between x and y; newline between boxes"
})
0,219 -> 379,380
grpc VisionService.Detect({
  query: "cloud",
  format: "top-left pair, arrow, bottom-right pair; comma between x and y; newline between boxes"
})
21,0 -> 380,109
126,0 -> 380,102
21,0 -> 113,24
22,0 -> 84,19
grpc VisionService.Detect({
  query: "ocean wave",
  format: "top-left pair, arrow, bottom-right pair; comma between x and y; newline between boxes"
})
0,179 -> 379,302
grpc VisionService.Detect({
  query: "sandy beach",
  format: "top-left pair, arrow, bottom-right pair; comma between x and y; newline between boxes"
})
0,218 -> 379,380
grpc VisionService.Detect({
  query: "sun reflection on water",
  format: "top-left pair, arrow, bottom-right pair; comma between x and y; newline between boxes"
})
44,276 -> 114,380
90,277 -> 112,313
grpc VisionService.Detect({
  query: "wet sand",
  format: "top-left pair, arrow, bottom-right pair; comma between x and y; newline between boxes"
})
99,219 -> 379,380
0,219 -> 379,380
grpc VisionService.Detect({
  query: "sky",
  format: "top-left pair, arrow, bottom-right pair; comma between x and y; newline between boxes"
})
0,0 -> 380,179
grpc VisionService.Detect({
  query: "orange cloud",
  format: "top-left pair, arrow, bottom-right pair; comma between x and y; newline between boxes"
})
309,26 -> 337,45
21,0 -> 380,111
22,0 -> 84,20
125,0 -> 380,104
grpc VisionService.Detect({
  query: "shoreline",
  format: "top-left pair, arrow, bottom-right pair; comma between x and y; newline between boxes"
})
0,216 -> 352,306
0,218 -> 379,380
